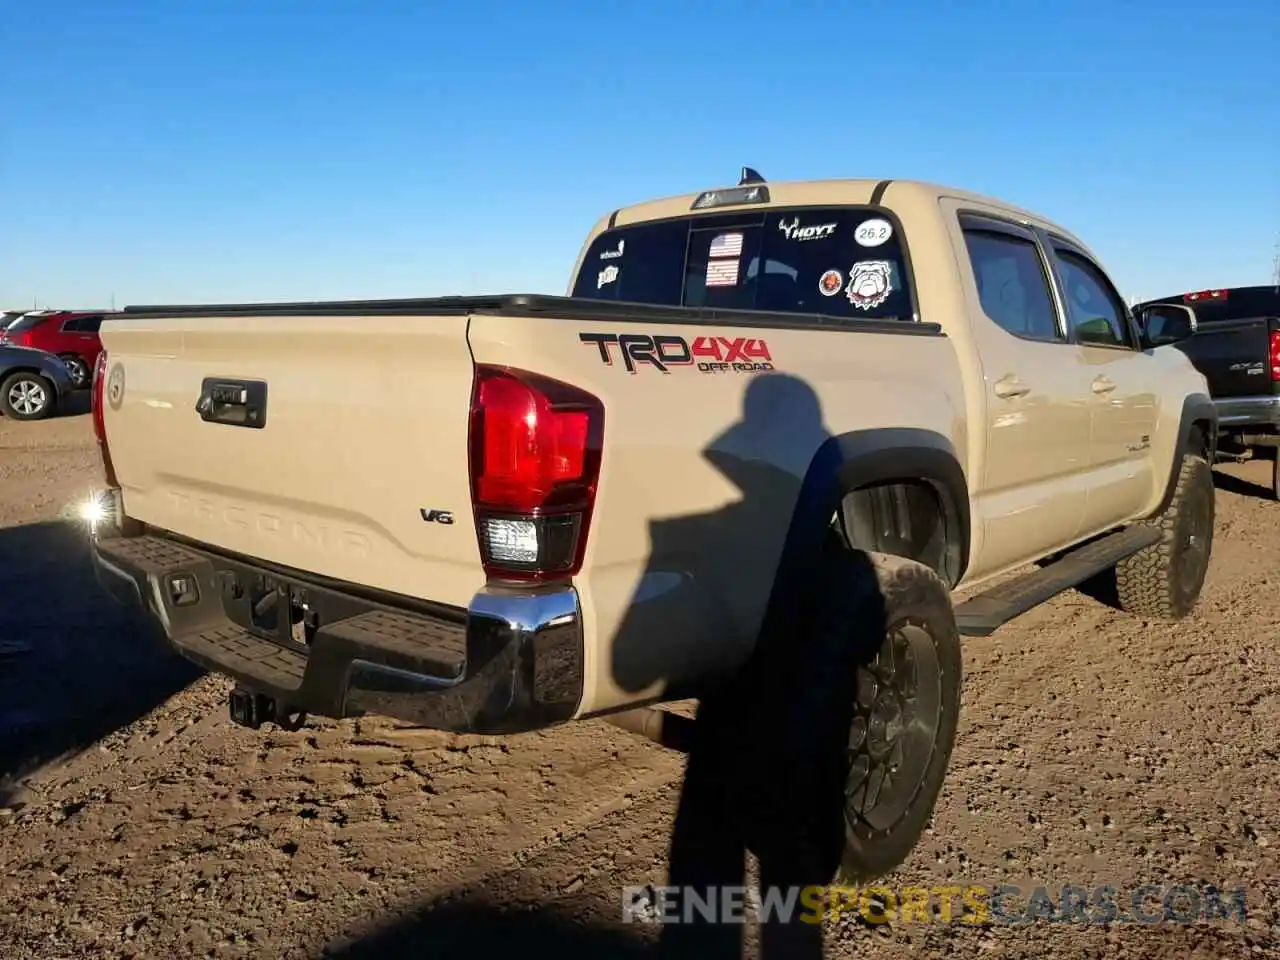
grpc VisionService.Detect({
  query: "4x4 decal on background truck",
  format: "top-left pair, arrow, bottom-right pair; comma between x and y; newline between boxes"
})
579,332 -> 775,374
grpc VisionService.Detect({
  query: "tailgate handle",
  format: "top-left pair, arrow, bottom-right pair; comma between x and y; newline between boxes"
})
196,378 -> 268,429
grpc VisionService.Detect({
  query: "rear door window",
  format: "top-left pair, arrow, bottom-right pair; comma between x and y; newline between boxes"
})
961,228 -> 1061,341
573,207 -> 915,322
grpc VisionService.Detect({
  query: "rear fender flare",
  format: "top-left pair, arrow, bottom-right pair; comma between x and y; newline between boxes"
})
760,428 -> 970,635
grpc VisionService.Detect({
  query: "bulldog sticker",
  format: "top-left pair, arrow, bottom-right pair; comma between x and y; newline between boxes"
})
845,260 -> 893,310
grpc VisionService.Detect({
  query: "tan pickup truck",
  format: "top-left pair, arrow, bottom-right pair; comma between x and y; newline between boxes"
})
86,171 -> 1215,882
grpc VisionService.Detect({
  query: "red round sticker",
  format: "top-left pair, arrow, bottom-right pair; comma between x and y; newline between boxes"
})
819,269 -> 844,296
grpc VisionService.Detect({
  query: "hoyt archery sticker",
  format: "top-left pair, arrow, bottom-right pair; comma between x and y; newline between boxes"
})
845,260 -> 893,310
854,218 -> 894,247
580,332 -> 774,374
818,269 -> 844,296
598,264 -> 619,289
778,216 -> 837,241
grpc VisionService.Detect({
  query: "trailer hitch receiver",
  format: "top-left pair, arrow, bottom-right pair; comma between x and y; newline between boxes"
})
228,687 -> 307,731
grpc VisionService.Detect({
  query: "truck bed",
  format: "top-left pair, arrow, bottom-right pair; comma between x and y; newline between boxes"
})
98,293 -> 960,709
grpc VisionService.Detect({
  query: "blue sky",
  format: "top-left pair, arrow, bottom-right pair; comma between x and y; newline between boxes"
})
2,0 -> 1276,309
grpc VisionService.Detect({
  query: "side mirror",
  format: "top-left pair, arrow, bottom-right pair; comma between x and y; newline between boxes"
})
1138,303 -> 1197,348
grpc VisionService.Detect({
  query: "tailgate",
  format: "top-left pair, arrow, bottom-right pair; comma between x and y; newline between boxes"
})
1179,316 -> 1280,399
99,313 -> 484,608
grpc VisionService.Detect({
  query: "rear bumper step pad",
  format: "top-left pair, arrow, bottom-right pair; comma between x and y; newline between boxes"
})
91,531 -> 584,733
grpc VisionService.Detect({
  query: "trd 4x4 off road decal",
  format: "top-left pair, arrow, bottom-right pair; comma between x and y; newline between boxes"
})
579,333 -> 774,374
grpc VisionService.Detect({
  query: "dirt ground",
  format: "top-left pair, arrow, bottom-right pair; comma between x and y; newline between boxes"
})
0,404 -> 1277,960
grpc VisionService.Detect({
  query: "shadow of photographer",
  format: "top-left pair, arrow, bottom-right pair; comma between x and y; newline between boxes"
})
604,372 -> 895,957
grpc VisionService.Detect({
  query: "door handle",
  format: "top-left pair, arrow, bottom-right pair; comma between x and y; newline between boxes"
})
196,377 -> 268,428
993,375 -> 1031,399
1091,375 -> 1116,395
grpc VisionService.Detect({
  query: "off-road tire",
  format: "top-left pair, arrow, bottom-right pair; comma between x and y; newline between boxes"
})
726,535 -> 963,885
1115,448 -> 1214,620
0,371 -> 56,421
1270,449 -> 1280,502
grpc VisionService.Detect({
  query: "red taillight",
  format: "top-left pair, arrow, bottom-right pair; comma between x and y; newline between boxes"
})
91,352 -> 118,486
468,365 -> 604,582
1270,331 -> 1280,382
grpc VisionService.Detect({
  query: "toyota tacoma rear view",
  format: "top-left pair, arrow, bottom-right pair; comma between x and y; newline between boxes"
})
87,171 -> 1217,882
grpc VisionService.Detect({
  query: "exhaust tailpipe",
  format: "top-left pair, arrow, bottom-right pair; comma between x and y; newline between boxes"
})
603,707 -> 696,753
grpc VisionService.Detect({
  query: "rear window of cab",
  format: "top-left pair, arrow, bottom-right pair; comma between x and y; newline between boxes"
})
571,206 -> 915,322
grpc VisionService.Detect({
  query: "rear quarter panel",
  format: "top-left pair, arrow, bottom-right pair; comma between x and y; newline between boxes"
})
467,312 -> 965,715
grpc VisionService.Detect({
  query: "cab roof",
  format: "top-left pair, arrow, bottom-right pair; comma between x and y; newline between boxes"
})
600,176 -> 1082,247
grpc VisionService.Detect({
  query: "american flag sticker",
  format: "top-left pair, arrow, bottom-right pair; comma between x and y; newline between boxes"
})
705,258 -> 740,287
708,232 -> 744,259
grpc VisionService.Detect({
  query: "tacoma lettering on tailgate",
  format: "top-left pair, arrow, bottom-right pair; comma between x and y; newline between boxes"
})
165,491 -> 373,559
579,332 -> 774,374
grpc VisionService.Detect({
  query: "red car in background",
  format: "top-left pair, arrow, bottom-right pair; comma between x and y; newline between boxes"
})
0,310 -> 112,389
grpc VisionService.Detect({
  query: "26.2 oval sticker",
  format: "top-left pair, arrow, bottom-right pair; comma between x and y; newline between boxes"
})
854,218 -> 894,247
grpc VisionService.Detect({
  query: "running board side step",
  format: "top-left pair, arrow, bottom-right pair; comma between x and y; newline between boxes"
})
954,525 -> 1162,637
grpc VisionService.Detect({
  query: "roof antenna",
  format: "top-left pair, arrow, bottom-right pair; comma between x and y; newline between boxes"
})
738,166 -> 765,186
